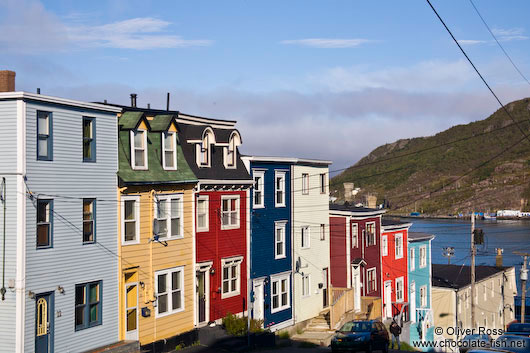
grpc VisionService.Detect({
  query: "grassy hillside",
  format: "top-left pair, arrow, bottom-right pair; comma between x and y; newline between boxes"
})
331,98 -> 530,216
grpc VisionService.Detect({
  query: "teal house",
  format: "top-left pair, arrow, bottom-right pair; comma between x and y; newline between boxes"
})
408,232 -> 435,351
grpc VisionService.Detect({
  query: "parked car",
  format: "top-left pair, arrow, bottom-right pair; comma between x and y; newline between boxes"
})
506,323 -> 530,337
460,334 -> 492,353
330,320 -> 389,353
494,335 -> 530,353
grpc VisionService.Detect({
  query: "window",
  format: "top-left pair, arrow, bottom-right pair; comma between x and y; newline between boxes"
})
83,199 -> 95,244
226,133 -> 239,168
162,131 -> 177,170
367,268 -> 377,293
222,257 -> 242,298
302,173 -> 309,194
351,223 -> 358,248
154,195 -> 183,239
221,195 -> 240,229
253,171 -> 264,208
155,267 -> 184,317
320,173 -> 326,194
396,277 -> 404,302
131,129 -> 147,169
420,285 -> 427,307
275,222 -> 286,259
271,274 -> 290,313
82,117 -> 95,162
301,226 -> 310,249
121,196 -> 140,245
410,248 -> 415,271
37,199 -> 52,248
196,196 -> 209,232
75,281 -> 102,330
302,274 -> 310,297
366,222 -> 376,246
491,280 -> 494,298
275,171 -> 286,207
382,235 -> 388,256
419,245 -> 427,268
199,129 -> 213,167
395,233 -> 403,259
37,111 -> 52,160
320,224 -> 325,241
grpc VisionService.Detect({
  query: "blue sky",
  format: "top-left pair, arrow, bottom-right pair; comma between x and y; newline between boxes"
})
2,0 -> 530,175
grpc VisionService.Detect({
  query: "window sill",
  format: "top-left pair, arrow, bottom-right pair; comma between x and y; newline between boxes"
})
253,205 -> 265,209
36,245 -> 53,250
131,166 -> 148,171
221,291 -> 240,299
197,228 -> 209,233
163,167 -> 178,171
82,241 -> 96,245
275,204 -> 286,208
122,240 -> 140,246
395,256 -> 403,260
300,247 -> 310,250
221,225 -> 240,231
274,255 -> 286,260
155,307 -> 185,319
270,305 -> 290,314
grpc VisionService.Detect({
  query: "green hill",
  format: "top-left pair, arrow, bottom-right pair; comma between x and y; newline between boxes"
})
330,98 -> 530,216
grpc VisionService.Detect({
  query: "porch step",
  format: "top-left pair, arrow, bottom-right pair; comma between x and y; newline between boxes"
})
304,310 -> 332,332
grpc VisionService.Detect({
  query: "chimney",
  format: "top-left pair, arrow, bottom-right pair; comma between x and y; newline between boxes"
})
130,93 -> 137,108
344,182 -> 354,202
364,194 -> 377,209
0,70 -> 16,92
166,92 -> 170,111
496,248 -> 503,268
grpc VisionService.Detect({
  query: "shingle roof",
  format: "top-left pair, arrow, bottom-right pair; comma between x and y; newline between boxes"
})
150,114 -> 176,132
408,232 -> 435,242
432,264 -> 510,289
119,111 -> 145,129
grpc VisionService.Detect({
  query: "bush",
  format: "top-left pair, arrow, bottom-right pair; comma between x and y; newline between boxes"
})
278,331 -> 290,339
222,313 -> 264,336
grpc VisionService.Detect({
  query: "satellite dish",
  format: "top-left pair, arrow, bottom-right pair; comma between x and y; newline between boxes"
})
295,257 -> 301,273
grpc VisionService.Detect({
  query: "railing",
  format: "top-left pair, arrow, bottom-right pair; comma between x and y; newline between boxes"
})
330,287 -> 355,329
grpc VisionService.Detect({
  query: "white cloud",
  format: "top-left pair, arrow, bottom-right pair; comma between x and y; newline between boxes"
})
280,38 -> 372,48
492,27 -> 528,41
458,39 -> 488,45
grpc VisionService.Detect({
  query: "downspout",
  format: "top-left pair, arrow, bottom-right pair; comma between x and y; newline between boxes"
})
1,177 -> 6,300
150,189 -> 156,341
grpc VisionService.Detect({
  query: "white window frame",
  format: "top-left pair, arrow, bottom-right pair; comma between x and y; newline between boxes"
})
320,224 -> 325,241
419,245 -> 427,268
196,195 -> 209,232
351,223 -> 358,248
162,131 -> 177,170
274,221 -> 287,259
396,277 -> 404,302
275,171 -> 286,207
367,267 -> 377,293
382,235 -> 388,257
302,274 -> 311,297
410,248 -> 415,271
198,129 -> 213,168
221,195 -> 240,230
319,173 -> 326,194
221,257 -> 242,299
302,173 -> 309,195
270,273 -> 290,313
155,266 -> 185,318
154,194 -> 184,240
252,170 -> 265,209
301,226 -> 310,249
130,129 -> 148,170
395,233 -> 403,259
366,222 -> 376,246
226,134 -> 237,168
420,285 -> 427,307
121,195 -> 140,245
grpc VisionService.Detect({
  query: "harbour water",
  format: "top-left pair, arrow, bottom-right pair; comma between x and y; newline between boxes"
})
406,218 -> 530,292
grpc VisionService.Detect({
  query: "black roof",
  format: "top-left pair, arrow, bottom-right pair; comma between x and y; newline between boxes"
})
408,232 -> 435,242
329,203 -> 381,213
382,218 -> 409,226
432,264 -> 510,289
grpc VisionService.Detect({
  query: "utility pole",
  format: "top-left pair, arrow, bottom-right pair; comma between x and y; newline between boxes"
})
515,252 -> 529,323
471,212 -> 476,329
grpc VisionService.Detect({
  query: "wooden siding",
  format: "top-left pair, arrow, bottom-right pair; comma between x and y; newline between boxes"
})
119,185 -> 196,345
329,216 -> 347,288
381,228 -> 408,317
23,101 -> 119,353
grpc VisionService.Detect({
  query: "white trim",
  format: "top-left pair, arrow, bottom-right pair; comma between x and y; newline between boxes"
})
124,282 -> 139,340
198,127 -> 214,168
301,173 -> 309,195
382,235 -> 388,257
153,193 -> 184,240
268,318 -> 294,332
242,155 -> 332,165
382,223 -> 412,231
351,222 -> 358,248
161,131 -> 178,170
300,225 -> 310,249
301,273 -> 311,298
130,129 -> 148,170
121,195 -> 141,245
410,247 -> 415,272
198,179 -> 255,185
396,276 -> 404,302
252,278 -> 265,321
274,171 -> 286,207
225,131 -> 240,169
270,273 -> 291,313
366,267 -> 377,293
329,210 -> 386,217
16,100 -> 26,353
346,217 -> 351,289
419,245 -> 427,268
196,195 -> 209,232
221,256 -> 243,299
177,113 -> 236,128
195,261 -> 212,326
0,91 -> 122,112
395,233 -> 403,259
274,221 -> 287,259
252,170 -> 265,209
220,195 -> 240,230
366,221 -> 376,246
155,266 -> 185,318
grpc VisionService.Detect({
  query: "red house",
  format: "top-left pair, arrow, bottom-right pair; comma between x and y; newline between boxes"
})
329,204 -> 385,313
177,113 -> 253,326
381,219 -> 412,321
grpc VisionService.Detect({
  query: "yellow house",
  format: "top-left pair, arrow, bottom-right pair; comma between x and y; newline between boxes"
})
116,111 -> 199,349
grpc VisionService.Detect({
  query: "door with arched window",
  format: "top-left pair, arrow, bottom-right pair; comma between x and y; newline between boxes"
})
36,293 -> 54,353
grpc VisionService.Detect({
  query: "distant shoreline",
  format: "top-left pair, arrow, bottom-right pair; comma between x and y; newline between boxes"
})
387,213 -> 530,222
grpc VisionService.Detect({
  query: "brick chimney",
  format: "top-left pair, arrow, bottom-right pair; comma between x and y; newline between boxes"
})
496,248 -> 503,268
344,183 -> 354,202
0,71 -> 15,92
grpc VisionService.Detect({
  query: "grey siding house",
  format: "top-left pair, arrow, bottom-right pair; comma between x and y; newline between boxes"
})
0,81 -> 122,352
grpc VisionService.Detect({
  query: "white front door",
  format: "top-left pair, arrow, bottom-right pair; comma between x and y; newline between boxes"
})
410,282 -> 416,323
253,280 -> 264,322
384,281 -> 392,319
352,266 -> 361,312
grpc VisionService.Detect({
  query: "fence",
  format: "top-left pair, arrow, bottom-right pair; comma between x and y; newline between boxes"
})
330,287 -> 355,329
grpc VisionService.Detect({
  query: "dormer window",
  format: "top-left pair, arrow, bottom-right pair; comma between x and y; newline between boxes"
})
131,129 -> 148,170
225,131 -> 241,169
198,128 -> 214,168
162,131 -> 177,170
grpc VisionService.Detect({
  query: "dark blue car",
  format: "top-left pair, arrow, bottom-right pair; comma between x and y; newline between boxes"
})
331,320 -> 389,353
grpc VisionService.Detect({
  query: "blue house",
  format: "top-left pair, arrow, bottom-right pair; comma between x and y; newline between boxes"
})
242,156 -> 293,331
408,232 -> 435,351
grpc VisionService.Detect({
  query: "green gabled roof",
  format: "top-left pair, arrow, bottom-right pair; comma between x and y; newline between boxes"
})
150,114 -> 176,132
119,111 -> 147,130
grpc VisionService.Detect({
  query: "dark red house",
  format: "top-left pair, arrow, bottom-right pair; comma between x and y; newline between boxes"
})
177,113 -> 253,326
